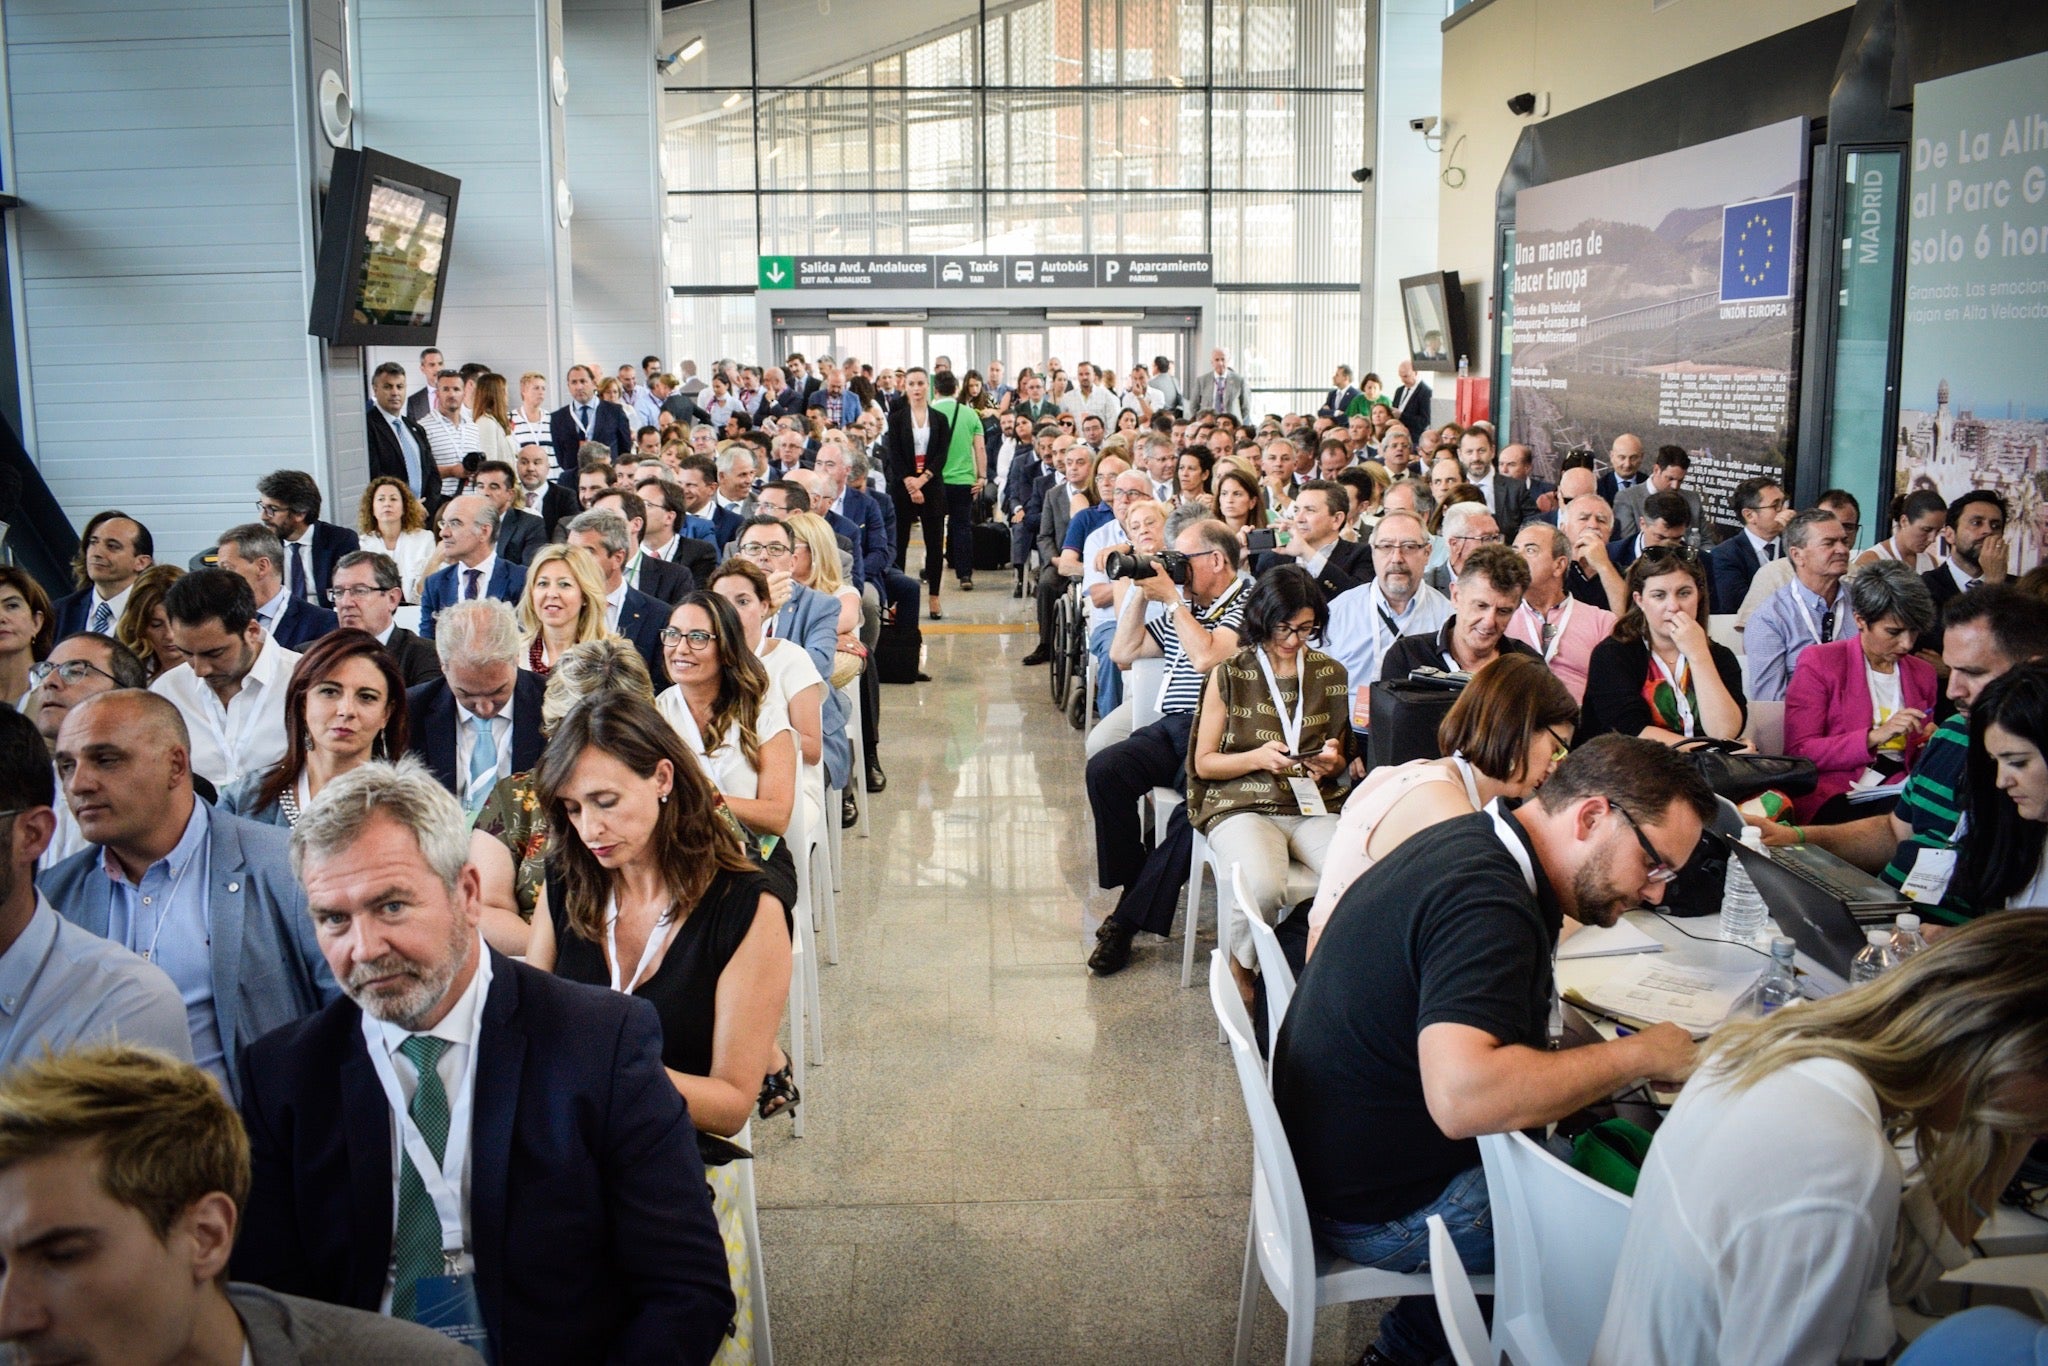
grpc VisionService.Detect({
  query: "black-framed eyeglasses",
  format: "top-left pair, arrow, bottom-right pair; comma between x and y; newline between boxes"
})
658,627 -> 716,649
28,659 -> 117,688
1269,619 -> 1318,643
1612,803 -> 1681,884
327,585 -> 394,603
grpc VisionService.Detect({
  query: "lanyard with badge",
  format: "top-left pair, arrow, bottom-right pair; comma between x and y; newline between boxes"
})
1650,650 -> 1697,737
1257,648 -> 1327,816
366,1026 -> 492,1360
1486,798 -> 1559,1041
1521,598 -> 1573,663
1900,813 -> 1962,905
1353,593 -> 1406,731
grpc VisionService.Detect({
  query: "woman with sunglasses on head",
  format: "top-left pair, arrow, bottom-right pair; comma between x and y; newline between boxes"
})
221,629 -> 406,827
1305,653 -> 1578,959
1187,566 -> 1351,998
1579,546 -> 1747,745
1594,913 -> 2048,1365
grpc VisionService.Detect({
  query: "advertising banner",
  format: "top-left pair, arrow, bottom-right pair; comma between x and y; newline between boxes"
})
1509,118 -> 1809,532
1894,49 -> 2048,570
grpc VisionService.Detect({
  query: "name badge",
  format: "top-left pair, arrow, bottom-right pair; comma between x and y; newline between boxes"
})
415,1271 -> 494,1363
1899,846 -> 1956,905
1286,775 -> 1328,817
1352,683 -> 1372,731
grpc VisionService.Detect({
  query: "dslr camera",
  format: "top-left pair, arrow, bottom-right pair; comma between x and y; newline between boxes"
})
1105,548 -> 1191,585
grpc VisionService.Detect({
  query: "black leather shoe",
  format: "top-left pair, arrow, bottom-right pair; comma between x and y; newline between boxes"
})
1012,581 -> 1024,599
865,761 -> 887,794
842,792 -> 859,828
959,577 -> 974,592
1020,648 -> 1051,666
1087,921 -> 1137,975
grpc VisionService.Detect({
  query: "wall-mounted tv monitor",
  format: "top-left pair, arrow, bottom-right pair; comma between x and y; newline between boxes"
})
1399,270 -> 1468,374
308,147 -> 460,347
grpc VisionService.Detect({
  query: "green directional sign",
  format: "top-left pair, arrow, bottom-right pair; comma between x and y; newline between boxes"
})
758,255 -> 795,289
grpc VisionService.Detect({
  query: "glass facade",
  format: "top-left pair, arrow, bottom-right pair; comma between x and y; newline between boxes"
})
663,0 -> 1366,412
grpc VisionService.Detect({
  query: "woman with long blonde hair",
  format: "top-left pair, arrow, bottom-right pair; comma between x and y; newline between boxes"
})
784,510 -> 862,643
1595,913 -> 2048,1363
515,543 -> 610,677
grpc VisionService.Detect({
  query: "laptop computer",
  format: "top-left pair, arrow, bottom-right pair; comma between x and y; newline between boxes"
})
1725,835 -> 1911,978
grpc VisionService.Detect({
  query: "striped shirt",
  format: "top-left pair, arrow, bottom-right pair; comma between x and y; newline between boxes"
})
1881,712 -> 1969,918
420,410 -> 477,497
510,410 -> 553,458
1150,575 -> 1250,715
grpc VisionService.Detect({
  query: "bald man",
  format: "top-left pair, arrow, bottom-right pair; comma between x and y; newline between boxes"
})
40,690 -> 337,1099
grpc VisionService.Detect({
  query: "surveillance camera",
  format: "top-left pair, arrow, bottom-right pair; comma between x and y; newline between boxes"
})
1350,167 -> 1373,184
1507,92 -> 1537,117
1409,116 -> 1438,135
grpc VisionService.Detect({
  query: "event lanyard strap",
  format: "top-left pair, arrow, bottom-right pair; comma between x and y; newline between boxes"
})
1487,799 -> 1538,895
1256,648 -> 1306,756
1521,599 -> 1573,663
366,1018 -> 482,1258
1651,650 -> 1697,737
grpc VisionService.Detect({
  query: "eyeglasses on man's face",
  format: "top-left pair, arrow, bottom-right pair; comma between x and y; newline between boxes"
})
1612,803 -> 1681,884
327,584 -> 394,603
1372,538 -> 1430,555
738,541 -> 792,560
29,659 -> 117,688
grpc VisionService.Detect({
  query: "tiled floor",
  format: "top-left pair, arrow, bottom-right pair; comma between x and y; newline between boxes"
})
750,569 -> 1390,1363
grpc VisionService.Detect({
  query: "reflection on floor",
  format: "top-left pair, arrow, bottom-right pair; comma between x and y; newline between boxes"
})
751,570 -> 1391,1363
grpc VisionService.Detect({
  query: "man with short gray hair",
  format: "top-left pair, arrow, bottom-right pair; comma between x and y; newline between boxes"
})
1745,507 -> 1856,702
234,756 -> 736,1362
405,600 -> 541,811
567,509 -> 668,681
215,523 -> 339,649
418,494 -> 524,639
330,550 -> 442,687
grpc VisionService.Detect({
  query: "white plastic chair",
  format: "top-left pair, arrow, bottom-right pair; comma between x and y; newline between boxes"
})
838,681 -> 870,841
1479,1130 -> 1632,1366
731,1123 -> 774,1363
785,771 -> 827,1069
1231,863 -> 1295,1059
782,906 -> 809,1141
1209,950 -> 1485,1366
1427,1213 -> 1491,1366
800,763 -> 839,968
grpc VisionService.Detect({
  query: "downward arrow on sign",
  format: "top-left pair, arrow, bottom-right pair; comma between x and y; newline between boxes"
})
766,262 -> 787,283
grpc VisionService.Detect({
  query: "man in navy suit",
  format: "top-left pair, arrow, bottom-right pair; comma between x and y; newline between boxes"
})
1707,475 -> 1789,613
52,510 -> 155,638
257,469 -> 360,609
1594,432 -> 1647,504
1456,428 -> 1538,538
567,509 -> 672,685
231,759 -> 734,1365
632,474 -> 719,587
367,362 -> 444,516
405,600 -> 543,809
1322,363 -> 1360,419
473,460 -> 547,568
589,489 -> 695,606
215,524 -> 338,650
1389,358 -> 1432,441
42,689 -> 339,1102
675,456 -> 743,552
419,495 -> 526,640
549,364 -> 631,476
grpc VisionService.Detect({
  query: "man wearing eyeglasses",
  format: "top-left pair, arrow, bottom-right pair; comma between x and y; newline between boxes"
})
1423,503 -> 1501,595
1274,737 -> 1708,1366
29,633 -> 150,869
1323,511 -> 1452,759
327,551 -> 442,688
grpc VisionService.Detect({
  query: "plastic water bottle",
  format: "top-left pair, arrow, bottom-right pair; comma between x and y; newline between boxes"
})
1850,929 -> 1897,986
1755,935 -> 1801,1015
1457,354 -> 1470,380
1719,827 -> 1769,945
1889,912 -> 1928,963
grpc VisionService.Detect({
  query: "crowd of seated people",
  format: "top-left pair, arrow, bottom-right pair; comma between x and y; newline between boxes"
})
6,343 -> 2048,1366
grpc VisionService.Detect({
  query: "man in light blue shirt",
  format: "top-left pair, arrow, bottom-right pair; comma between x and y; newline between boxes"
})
0,707 -> 190,1070
42,690 -> 336,1100
1745,507 -> 1856,702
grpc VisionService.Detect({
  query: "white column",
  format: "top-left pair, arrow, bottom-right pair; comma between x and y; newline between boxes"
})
1371,0 -> 1445,374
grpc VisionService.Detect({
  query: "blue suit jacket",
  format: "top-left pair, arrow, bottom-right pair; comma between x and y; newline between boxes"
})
1707,533 -> 1764,615
820,508 -> 866,589
269,597 -> 339,650
39,807 -> 339,1104
689,506 -> 743,556
419,559 -> 527,639
835,488 -> 892,586
776,584 -> 850,790
295,522 -> 361,602
614,585 -> 672,687
231,953 -> 735,1366
549,401 -> 632,474
405,672 -> 546,797
52,588 -> 98,640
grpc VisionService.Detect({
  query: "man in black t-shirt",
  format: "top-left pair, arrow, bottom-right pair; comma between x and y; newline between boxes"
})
1272,736 -> 1711,1366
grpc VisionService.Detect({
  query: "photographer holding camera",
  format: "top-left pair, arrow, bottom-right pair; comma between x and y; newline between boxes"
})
1085,514 -> 1250,976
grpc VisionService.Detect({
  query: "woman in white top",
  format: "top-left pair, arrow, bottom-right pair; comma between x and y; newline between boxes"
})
470,372 -> 520,467
656,590 -> 797,841
515,544 -> 609,678
1854,489 -> 1948,574
1594,914 -> 2048,1365
710,558 -> 826,835
355,477 -> 437,602
1306,654 -> 1577,957
511,370 -> 553,459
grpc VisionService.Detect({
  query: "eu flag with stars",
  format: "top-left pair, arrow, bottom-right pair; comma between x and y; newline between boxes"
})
1720,193 -> 1796,302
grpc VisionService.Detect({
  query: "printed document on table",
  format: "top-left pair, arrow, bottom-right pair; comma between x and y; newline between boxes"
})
1575,958 -> 1763,1036
1556,919 -> 1663,960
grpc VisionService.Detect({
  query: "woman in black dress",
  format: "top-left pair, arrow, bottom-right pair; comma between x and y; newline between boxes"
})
525,692 -> 792,1139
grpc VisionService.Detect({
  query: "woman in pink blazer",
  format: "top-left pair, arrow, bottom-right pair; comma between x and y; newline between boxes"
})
1783,561 -> 1940,822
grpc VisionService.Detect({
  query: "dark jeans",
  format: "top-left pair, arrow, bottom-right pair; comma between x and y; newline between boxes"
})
1312,1165 -> 1495,1366
1086,712 -> 1197,936
942,481 -> 976,582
